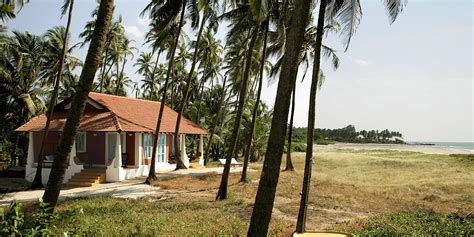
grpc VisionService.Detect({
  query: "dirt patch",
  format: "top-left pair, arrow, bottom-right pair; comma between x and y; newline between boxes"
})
0,178 -> 29,193
152,173 -> 242,192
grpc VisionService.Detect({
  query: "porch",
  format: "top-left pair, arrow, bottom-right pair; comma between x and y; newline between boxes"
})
25,131 -> 206,185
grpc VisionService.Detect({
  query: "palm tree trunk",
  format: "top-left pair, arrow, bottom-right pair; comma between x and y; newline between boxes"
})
150,50 -> 161,99
247,0 -> 313,234
194,74 -> 206,125
204,76 -> 227,165
241,20 -> 269,183
114,58 -> 120,95
216,27 -> 259,200
193,50 -> 209,144
173,14 -> 206,170
116,57 -> 127,95
285,83 -> 296,171
42,0 -> 114,210
101,58 -> 115,92
98,42 -> 109,93
30,0 -> 75,189
296,0 -> 327,232
190,45 -> 209,158
146,0 -> 186,183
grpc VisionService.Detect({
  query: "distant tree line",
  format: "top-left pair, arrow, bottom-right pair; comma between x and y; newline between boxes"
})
291,125 -> 404,144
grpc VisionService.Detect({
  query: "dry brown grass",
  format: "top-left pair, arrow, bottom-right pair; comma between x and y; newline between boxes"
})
50,149 -> 472,235
150,149 -> 474,231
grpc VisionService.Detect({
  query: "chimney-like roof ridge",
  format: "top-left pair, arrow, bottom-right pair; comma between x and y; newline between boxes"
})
88,92 -> 163,106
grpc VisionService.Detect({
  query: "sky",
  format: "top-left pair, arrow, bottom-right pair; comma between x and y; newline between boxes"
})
4,0 -> 473,142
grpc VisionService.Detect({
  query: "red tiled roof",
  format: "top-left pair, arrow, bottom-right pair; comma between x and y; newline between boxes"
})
16,92 -> 208,135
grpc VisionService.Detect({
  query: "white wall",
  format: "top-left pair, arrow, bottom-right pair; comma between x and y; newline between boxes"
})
25,132 -> 83,185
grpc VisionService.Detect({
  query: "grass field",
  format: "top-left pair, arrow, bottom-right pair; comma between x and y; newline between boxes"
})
50,149 -> 473,236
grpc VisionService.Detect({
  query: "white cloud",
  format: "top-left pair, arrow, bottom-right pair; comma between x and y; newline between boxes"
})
138,17 -> 151,27
347,56 -> 372,66
124,25 -> 144,38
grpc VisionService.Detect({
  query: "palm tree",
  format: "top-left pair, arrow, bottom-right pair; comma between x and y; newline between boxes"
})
80,9 -> 133,95
285,83 -> 296,171
113,36 -> 135,96
216,0 -> 270,200
134,51 -> 155,97
172,0 -> 219,170
240,19 -> 269,183
193,28 -> 223,129
269,14 -> 340,172
142,0 -> 190,182
296,0 -> 328,232
0,31 -> 49,166
296,0 -> 406,231
30,0 -> 75,189
143,18 -> 182,101
42,0 -> 114,210
247,0 -> 314,234
216,25 -> 260,200
0,0 -> 28,23
203,75 -> 227,165
141,64 -> 166,99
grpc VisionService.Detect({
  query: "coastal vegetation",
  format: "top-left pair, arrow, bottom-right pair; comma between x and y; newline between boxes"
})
5,0 -> 471,236
3,149 -> 472,235
292,125 -> 405,145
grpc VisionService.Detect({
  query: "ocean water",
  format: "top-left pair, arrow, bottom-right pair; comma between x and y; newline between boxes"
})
414,141 -> 474,153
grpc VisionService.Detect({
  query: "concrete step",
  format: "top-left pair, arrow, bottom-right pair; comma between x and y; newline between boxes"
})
66,181 -> 95,187
69,176 -> 100,183
66,168 -> 106,188
81,169 -> 106,174
189,162 -> 204,169
70,175 -> 105,183
72,173 -> 105,179
72,172 -> 104,176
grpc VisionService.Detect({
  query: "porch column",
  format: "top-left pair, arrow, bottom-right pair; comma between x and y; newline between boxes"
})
115,132 -> 122,168
25,132 -> 35,182
26,132 -> 34,167
68,140 -> 77,166
199,134 -> 204,166
181,134 -> 189,168
136,132 -> 142,166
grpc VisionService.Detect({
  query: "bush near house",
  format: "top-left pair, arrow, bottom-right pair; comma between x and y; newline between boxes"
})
0,201 -> 57,236
0,141 -> 13,170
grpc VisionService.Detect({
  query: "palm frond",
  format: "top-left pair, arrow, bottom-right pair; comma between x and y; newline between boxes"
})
336,0 -> 362,51
18,93 -> 36,114
317,69 -> 325,90
187,0 -> 200,29
60,0 -> 72,17
321,44 -> 339,70
382,0 -> 406,23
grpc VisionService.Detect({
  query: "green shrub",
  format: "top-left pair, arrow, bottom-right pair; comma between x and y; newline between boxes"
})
449,154 -> 474,159
0,140 -> 13,167
292,142 -> 307,152
315,139 -> 335,145
0,200 -> 58,236
283,142 -> 307,153
0,201 -> 25,235
345,212 -> 474,236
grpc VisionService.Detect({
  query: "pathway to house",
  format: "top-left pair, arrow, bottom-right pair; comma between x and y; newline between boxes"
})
0,167 -> 243,205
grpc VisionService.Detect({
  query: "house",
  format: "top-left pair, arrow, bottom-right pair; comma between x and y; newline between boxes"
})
16,92 -> 208,186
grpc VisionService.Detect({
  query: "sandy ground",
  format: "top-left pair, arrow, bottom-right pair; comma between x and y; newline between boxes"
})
0,166 -> 243,205
316,143 -> 473,154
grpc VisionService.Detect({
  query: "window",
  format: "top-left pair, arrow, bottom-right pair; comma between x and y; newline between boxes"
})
75,132 -> 86,152
143,133 -> 166,162
121,133 -> 126,153
156,135 -> 166,163
144,133 -> 152,160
